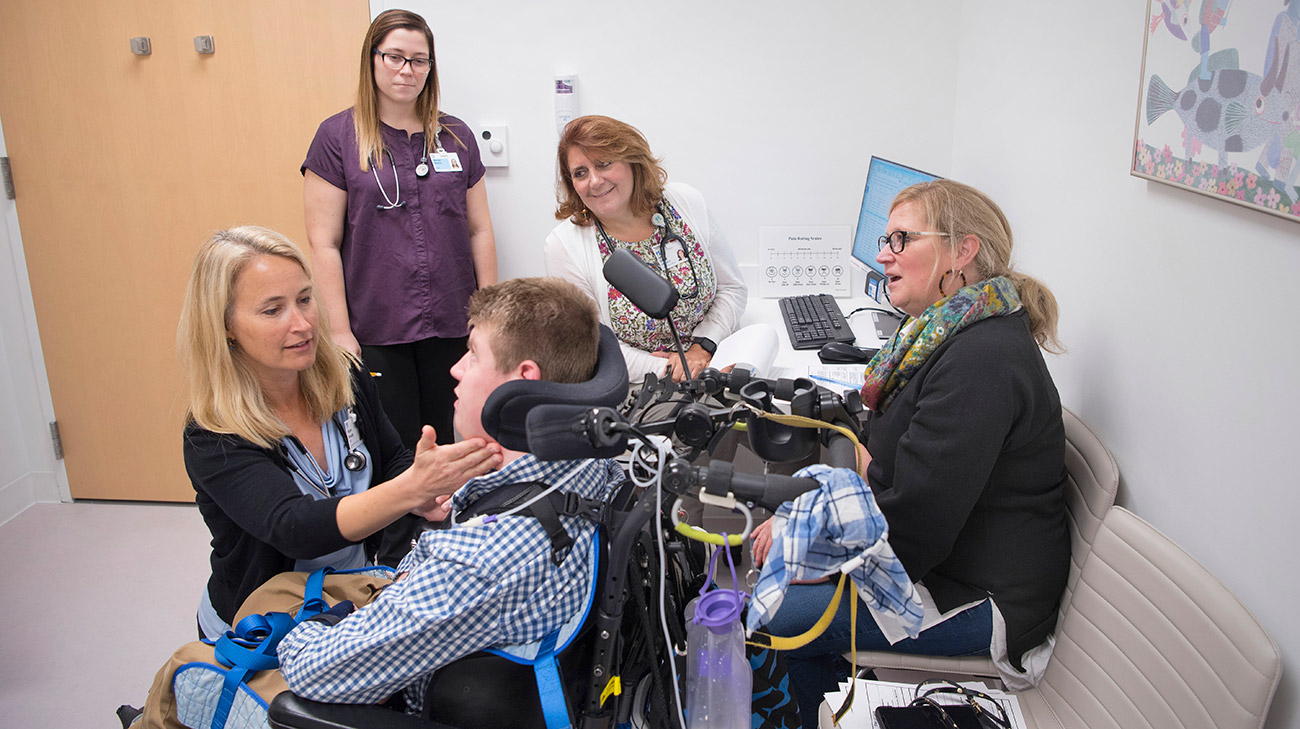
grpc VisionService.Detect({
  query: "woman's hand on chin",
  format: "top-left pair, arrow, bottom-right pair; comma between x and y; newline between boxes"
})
409,426 -> 502,499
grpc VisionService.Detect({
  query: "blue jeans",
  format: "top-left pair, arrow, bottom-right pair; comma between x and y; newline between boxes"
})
762,583 -> 993,729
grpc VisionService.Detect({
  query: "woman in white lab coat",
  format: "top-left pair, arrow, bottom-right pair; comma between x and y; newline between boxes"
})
545,115 -> 747,384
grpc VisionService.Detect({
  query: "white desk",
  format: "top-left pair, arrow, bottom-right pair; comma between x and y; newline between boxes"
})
737,295 -> 894,372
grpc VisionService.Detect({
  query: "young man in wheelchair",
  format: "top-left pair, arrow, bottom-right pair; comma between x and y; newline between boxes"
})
276,277 -> 626,714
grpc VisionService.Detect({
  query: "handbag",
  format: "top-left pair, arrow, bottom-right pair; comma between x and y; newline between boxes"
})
874,678 -> 1012,729
875,704 -> 986,729
136,566 -> 394,729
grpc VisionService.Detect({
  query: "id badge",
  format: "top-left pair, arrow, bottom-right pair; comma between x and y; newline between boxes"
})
431,152 -> 462,172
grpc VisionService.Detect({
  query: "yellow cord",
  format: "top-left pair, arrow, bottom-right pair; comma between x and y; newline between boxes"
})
748,573 -> 861,724
673,521 -> 746,547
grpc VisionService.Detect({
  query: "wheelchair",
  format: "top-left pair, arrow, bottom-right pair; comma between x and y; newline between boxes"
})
269,256 -> 867,729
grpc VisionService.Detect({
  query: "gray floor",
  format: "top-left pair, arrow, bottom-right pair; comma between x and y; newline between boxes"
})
0,494 -> 757,728
0,501 -> 211,728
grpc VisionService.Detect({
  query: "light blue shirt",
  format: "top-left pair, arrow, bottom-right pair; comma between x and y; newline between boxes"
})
281,410 -> 373,573
197,410 -> 374,640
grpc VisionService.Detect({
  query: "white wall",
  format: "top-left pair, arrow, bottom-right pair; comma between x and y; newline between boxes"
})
0,116 -> 67,525
418,0 -> 961,282
949,2 -> 1299,726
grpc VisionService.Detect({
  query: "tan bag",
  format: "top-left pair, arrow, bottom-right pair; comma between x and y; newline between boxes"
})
136,568 -> 394,729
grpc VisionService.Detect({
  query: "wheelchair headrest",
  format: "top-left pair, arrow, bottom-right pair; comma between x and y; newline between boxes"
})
480,325 -> 629,453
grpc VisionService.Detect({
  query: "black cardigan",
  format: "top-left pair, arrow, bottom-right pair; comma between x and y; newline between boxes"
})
866,310 -> 1069,669
184,367 -> 413,624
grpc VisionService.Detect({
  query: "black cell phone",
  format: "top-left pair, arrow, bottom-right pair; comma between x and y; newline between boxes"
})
874,704 -> 985,729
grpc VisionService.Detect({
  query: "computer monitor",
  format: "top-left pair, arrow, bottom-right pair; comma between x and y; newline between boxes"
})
850,156 -> 940,301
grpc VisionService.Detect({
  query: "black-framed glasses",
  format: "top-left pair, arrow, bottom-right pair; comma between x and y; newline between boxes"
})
909,679 -> 1012,729
373,49 -> 433,73
877,230 -> 950,255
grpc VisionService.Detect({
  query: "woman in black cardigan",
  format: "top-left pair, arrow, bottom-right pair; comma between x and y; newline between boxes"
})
177,226 -> 501,639
753,181 -> 1069,728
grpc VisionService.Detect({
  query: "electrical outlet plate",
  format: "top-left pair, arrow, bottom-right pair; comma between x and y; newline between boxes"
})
478,125 -> 508,167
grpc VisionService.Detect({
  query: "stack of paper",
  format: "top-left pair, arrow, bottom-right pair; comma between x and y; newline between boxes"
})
819,677 -> 1028,729
768,364 -> 868,392
712,323 -> 780,378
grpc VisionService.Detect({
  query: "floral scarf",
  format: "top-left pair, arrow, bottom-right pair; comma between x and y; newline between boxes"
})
859,276 -> 1021,413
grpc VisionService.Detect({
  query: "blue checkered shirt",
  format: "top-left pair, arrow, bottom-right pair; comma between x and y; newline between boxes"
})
747,464 -> 924,638
277,455 -> 623,711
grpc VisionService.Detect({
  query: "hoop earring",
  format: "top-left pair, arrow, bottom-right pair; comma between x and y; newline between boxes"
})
939,269 -> 967,295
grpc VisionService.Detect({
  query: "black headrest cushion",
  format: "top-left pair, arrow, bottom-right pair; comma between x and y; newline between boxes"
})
480,325 -> 629,452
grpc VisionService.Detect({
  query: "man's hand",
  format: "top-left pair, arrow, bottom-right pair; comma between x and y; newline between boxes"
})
413,494 -> 453,522
751,517 -> 774,568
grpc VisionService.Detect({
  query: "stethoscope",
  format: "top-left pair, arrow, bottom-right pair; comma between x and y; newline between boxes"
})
282,408 -> 367,497
596,204 -> 701,299
373,126 -> 444,210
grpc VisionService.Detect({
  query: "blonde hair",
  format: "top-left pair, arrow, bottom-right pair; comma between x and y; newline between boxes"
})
352,9 -> 462,172
467,278 -> 599,383
555,115 -> 667,225
892,180 -> 1064,354
177,226 -> 355,448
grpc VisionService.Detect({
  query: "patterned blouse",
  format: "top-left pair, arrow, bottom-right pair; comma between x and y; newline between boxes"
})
596,199 -> 718,352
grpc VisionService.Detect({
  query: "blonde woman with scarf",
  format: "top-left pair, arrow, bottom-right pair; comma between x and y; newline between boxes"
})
752,180 -> 1069,729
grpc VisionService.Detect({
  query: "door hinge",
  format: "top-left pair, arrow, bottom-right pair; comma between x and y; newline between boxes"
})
50,421 -> 64,461
1,157 -> 13,200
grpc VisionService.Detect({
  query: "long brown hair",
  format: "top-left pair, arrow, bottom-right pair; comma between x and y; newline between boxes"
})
555,115 -> 667,225
892,180 -> 1064,353
352,9 -> 462,172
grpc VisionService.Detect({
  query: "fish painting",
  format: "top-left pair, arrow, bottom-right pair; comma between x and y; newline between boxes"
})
1146,61 -> 1288,169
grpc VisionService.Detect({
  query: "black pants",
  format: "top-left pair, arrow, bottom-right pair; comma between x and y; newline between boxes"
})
360,335 -> 468,566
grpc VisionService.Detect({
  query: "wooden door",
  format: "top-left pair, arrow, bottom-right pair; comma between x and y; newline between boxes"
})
0,0 -> 369,501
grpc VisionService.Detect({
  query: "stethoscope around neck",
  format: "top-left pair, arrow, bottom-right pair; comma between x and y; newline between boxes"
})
596,204 -> 701,299
373,126 -> 444,211
282,408 -> 367,497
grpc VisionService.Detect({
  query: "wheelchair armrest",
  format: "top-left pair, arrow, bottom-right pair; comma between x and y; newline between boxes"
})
268,692 -> 461,729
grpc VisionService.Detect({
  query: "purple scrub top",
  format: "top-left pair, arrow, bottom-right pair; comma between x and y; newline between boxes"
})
302,109 -> 486,346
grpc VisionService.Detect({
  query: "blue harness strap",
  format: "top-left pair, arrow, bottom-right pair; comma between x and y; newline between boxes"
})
532,629 -> 571,729
210,611 -> 297,729
297,567 -> 330,620
181,565 -> 396,729
202,566 -> 342,729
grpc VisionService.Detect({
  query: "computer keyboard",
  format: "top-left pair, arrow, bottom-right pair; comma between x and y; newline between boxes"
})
778,294 -> 856,350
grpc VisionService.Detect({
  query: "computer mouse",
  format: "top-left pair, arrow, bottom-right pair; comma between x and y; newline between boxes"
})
817,341 -> 879,364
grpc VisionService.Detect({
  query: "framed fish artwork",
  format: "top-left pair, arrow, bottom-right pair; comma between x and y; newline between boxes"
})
1132,0 -> 1300,223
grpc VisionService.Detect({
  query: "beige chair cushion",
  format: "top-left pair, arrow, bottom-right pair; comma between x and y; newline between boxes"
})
1017,507 -> 1280,729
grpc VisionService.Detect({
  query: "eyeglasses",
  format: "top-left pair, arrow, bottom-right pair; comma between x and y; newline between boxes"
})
373,50 -> 433,73
907,679 -> 1012,729
877,230 -> 950,255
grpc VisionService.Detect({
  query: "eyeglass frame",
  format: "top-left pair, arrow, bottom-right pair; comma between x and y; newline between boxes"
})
911,678 -> 1012,729
877,230 -> 951,255
372,49 -> 433,73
